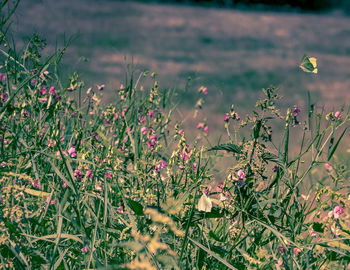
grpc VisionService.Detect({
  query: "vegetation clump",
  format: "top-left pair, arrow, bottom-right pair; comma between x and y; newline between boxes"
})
0,1 -> 349,269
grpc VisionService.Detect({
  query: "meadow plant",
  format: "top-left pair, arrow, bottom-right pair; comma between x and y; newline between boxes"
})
0,1 -> 349,269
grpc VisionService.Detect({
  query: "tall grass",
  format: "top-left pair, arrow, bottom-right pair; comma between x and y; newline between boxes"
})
0,1 -> 349,269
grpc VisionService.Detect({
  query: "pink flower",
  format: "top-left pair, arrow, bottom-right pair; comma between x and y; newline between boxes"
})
86,169 -> 93,179
237,169 -> 246,179
325,163 -> 333,172
117,206 -> 124,213
333,205 -> 345,219
39,87 -> 47,95
105,172 -> 112,179
202,87 -> 208,95
309,229 -> 317,237
203,125 -> 209,134
334,111 -> 341,119
178,129 -> 184,135
148,110 -> 154,118
138,116 -> 145,123
293,248 -> 301,255
68,146 -> 77,157
193,162 -> 198,171
122,108 -> 127,117
196,122 -> 204,129
49,86 -> 57,95
141,127 -> 147,135
74,169 -> 82,179
62,181 -> 67,188
81,246 -> 88,252
155,159 -> 168,171
0,73 -> 6,81
224,113 -> 230,122
97,84 -> 105,91
50,200 -> 56,205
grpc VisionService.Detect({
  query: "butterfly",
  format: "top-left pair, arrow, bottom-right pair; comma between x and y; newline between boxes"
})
300,54 -> 318,74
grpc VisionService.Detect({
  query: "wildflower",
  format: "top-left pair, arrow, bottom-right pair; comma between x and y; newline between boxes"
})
277,245 -> 285,254
81,246 -> 88,253
39,132 -> 44,138
309,229 -> 317,237
193,162 -> 198,171
224,113 -> 230,122
0,92 -> 8,102
47,139 -> 55,148
203,125 -> 209,134
62,181 -> 67,188
237,169 -> 246,179
86,87 -> 92,95
117,206 -> 124,213
60,137 -> 65,142
50,200 -> 56,205
196,122 -> 204,129
155,160 -> 167,171
331,205 -> 345,219
86,169 -> 93,179
293,105 -> 301,117
49,86 -> 57,95
234,112 -> 240,120
97,84 -> 105,91
325,163 -> 333,172
39,87 -> 47,95
198,193 -> 212,212
95,181 -> 102,192
272,166 -> 279,172
141,127 -> 147,135
0,73 -> 6,81
293,248 -> 301,255
178,129 -> 184,135
202,87 -> 208,95
292,105 -> 301,125
105,172 -> 112,179
334,111 -> 342,120
147,134 -> 158,148
74,169 -> 82,179
91,131 -> 99,140
138,115 -> 145,123
23,110 -> 30,118
33,179 -> 40,189
38,97 -> 48,103
68,146 -> 77,157
122,108 -> 127,117
148,110 -> 154,118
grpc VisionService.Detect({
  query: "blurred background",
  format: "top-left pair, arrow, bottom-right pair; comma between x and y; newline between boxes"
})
11,0 -> 350,143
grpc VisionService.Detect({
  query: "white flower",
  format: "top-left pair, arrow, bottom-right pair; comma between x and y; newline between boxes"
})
198,193 -> 212,212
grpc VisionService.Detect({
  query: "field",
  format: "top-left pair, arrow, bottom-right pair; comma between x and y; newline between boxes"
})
1,0 -> 350,269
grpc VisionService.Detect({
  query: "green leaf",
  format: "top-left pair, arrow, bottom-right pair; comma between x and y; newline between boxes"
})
24,188 -> 50,198
313,222 -> 324,233
207,143 -> 242,154
328,128 -> 347,161
127,199 -> 144,216
188,237 -> 238,270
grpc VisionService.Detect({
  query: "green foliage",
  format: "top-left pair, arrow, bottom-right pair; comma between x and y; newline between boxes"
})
0,1 -> 349,269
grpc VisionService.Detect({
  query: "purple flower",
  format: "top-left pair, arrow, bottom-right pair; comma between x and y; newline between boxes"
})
74,169 -> 82,179
33,179 -> 40,189
293,105 -> 301,117
155,159 -> 168,171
